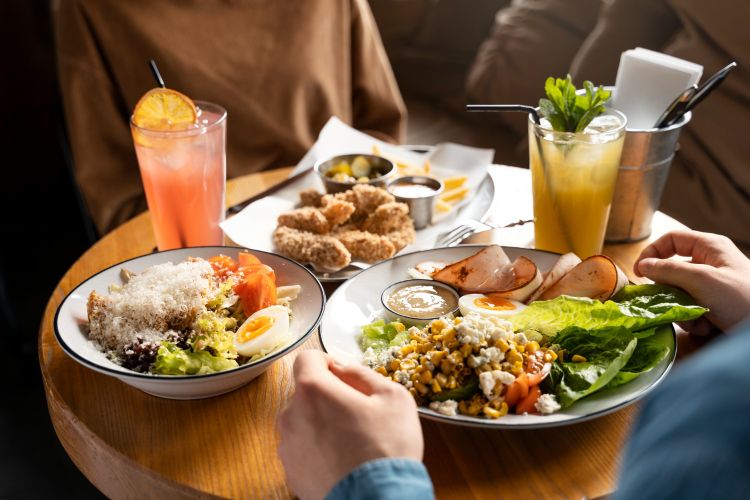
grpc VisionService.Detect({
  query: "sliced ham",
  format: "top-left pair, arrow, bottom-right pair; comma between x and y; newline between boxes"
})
525,253 -> 581,303
537,255 -> 627,301
432,245 -> 513,293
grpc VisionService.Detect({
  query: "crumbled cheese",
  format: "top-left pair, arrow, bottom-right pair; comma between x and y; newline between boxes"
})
429,399 -> 458,416
393,370 -> 410,385
467,354 -> 486,368
513,332 -> 529,345
535,394 -> 561,414
479,370 -> 515,400
480,346 -> 504,364
362,346 -> 396,369
87,260 -> 216,353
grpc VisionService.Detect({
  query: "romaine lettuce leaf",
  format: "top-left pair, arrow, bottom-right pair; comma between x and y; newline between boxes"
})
360,319 -> 408,352
153,342 -> 239,375
511,284 -> 706,337
547,327 -> 637,408
606,325 -> 672,389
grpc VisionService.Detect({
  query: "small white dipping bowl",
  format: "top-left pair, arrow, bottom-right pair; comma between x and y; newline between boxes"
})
380,278 -> 460,325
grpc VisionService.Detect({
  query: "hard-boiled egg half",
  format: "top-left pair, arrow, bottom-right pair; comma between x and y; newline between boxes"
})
234,305 -> 290,357
458,293 -> 527,318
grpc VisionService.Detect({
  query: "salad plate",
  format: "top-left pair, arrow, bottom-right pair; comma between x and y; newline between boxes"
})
319,245 -> 678,429
54,246 -> 325,399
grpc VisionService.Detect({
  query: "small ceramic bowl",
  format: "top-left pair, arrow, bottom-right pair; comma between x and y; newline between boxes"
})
315,153 -> 395,194
54,247 -> 325,400
387,175 -> 444,229
380,279 -> 460,325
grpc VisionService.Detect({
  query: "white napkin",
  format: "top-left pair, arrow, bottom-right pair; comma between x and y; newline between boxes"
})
221,117 -> 494,261
613,48 -> 702,130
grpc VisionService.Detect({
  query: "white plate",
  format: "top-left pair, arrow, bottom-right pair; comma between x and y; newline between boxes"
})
221,162 -> 497,283
319,245 -> 676,428
54,247 -> 325,400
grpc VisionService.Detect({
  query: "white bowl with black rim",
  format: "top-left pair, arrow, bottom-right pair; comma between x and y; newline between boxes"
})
54,247 -> 325,399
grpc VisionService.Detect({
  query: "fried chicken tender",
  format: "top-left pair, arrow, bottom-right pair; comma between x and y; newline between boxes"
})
385,226 -> 416,252
299,188 -> 323,208
335,184 -> 395,222
273,226 -> 351,270
335,230 -> 396,263
360,202 -> 413,235
277,207 -> 329,234
320,196 -> 356,227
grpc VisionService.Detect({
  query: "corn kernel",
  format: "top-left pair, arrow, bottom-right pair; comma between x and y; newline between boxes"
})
414,382 -> 429,395
431,379 -> 442,393
506,350 -> 523,365
375,366 -> 388,376
420,370 -> 433,384
446,375 -> 458,389
496,339 -> 510,352
460,343 -> 473,357
483,406 -> 502,419
435,373 -> 448,386
511,362 -> 524,375
572,354 -> 587,363
526,341 -> 540,354
498,402 -> 509,417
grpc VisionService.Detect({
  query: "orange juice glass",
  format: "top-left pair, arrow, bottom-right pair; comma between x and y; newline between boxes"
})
529,109 -> 626,258
130,102 -> 227,250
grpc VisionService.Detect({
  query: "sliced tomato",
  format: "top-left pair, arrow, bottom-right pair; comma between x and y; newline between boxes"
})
527,363 -> 551,387
209,255 -> 238,281
238,263 -> 276,284
515,385 -> 541,415
233,273 -> 277,316
504,372 -> 529,407
238,251 -> 262,267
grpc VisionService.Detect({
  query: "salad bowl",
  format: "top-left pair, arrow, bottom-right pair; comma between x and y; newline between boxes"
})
319,245 -> 679,429
54,247 -> 325,399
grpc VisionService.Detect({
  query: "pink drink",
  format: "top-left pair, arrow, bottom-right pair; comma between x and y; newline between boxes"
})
131,102 -> 227,250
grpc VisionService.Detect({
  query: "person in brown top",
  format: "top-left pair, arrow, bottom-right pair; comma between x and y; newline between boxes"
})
54,0 -> 406,235
467,0 -> 750,254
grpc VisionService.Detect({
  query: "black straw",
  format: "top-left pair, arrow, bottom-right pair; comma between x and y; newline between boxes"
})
149,59 -> 166,88
466,104 -> 540,125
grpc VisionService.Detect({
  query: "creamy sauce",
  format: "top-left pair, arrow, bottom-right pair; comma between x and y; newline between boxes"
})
389,183 -> 438,198
387,284 -> 457,318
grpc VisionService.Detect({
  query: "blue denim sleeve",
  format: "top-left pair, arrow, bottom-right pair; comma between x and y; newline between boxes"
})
616,321 -> 750,500
326,458 -> 435,500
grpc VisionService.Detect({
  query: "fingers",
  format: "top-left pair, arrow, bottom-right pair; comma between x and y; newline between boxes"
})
329,361 -> 399,396
292,351 -> 373,404
636,257 -> 714,291
634,230 -> 723,276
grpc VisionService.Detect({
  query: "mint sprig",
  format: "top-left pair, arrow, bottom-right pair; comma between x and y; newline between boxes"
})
539,75 -> 611,133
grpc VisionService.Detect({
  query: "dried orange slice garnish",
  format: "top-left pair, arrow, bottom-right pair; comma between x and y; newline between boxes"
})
132,88 -> 197,131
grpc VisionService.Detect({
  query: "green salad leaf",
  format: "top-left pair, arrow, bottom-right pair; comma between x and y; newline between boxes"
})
431,377 -> 479,402
547,327 -> 637,408
510,284 -> 707,337
539,75 -> 611,133
153,342 -> 239,375
360,319 -> 409,352
190,311 -> 238,360
606,326 -> 672,389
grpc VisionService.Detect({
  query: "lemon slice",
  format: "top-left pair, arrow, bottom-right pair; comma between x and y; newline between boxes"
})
132,88 -> 197,131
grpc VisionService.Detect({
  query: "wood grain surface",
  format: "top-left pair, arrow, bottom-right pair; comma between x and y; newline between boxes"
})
39,166 -> 687,499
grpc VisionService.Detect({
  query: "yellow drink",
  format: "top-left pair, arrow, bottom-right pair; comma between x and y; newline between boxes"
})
529,111 -> 626,258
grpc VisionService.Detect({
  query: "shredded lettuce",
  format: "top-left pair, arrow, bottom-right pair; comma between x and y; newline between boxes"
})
360,319 -> 408,352
190,311 -> 238,360
511,284 -> 707,337
153,342 -> 238,375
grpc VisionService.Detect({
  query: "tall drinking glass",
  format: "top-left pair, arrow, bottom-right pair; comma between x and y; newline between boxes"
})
529,109 -> 626,258
130,102 -> 227,250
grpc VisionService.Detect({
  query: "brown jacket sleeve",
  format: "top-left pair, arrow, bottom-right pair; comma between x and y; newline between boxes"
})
350,0 -> 407,143
466,0 -> 602,135
54,0 -> 146,235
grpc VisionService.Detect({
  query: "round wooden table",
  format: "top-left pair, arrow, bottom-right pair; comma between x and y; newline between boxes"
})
40,167 -> 688,499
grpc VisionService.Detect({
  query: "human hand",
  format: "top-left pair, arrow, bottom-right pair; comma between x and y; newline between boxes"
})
278,351 -> 423,500
634,230 -> 750,332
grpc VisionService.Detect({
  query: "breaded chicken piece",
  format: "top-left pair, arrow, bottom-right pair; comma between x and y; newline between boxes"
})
320,196 -> 356,227
335,184 -> 395,221
385,226 -> 416,252
277,207 -> 329,234
273,226 -> 351,270
360,202 -> 412,235
335,230 -> 396,263
299,188 -> 324,208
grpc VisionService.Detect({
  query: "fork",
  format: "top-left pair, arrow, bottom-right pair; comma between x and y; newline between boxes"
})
437,219 -> 494,247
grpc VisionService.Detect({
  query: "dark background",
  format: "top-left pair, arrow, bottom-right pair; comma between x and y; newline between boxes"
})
0,1 -> 101,496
